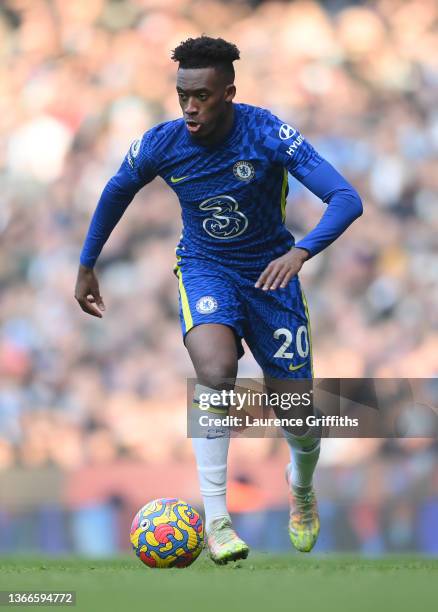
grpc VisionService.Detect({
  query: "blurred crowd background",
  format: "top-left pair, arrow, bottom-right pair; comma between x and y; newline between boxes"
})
1,0 -> 438,556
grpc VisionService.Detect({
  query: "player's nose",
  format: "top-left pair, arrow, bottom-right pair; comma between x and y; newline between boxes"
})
185,97 -> 199,116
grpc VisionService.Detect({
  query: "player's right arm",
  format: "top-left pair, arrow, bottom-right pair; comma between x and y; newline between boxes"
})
75,134 -> 158,317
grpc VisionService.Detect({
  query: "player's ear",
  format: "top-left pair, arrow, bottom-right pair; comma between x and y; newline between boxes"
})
224,84 -> 236,103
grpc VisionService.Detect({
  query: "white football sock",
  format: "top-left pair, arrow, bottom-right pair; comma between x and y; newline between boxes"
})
282,428 -> 320,490
190,384 -> 231,532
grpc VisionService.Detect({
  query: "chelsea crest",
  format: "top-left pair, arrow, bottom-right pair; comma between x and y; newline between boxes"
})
233,160 -> 255,181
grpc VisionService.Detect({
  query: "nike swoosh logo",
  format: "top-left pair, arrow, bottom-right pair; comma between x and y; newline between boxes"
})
206,428 -> 228,440
170,175 -> 189,184
288,361 -> 308,372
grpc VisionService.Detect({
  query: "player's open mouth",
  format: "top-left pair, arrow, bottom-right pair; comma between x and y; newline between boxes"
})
186,120 -> 201,134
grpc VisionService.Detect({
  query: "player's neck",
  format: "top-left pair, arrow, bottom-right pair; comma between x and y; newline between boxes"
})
198,104 -> 235,147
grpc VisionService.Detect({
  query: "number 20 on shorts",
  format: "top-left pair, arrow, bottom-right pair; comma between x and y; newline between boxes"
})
273,326 -> 309,360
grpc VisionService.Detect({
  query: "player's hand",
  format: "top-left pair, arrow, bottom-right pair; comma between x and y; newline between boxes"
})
74,264 -> 106,318
255,248 -> 310,291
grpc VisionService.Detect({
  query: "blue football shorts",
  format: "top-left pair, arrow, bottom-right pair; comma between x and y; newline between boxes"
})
174,256 -> 313,379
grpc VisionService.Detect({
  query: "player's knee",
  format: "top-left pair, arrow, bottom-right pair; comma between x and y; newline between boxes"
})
196,358 -> 237,389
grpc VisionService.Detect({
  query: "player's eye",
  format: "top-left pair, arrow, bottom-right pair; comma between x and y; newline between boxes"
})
178,93 -> 187,101
198,94 -> 208,101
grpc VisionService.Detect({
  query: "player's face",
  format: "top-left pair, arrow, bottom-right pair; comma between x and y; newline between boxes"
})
176,67 -> 235,140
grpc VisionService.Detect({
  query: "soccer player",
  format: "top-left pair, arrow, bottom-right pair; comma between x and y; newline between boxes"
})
75,36 -> 362,564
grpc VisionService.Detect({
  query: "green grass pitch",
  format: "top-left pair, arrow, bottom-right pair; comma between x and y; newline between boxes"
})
1,554 -> 438,612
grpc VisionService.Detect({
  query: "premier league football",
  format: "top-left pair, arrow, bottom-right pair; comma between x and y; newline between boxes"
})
130,499 -> 204,568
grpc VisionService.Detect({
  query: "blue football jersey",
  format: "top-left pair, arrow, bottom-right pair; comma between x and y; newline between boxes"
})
80,103 -> 362,271
123,103 -> 323,271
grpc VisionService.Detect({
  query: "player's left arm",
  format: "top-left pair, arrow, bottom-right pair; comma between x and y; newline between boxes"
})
256,116 -> 363,290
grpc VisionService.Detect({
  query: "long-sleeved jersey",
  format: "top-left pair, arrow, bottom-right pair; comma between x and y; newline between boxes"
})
80,103 -> 362,271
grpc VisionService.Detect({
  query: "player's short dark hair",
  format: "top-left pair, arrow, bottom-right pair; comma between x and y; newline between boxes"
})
171,36 -> 240,82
